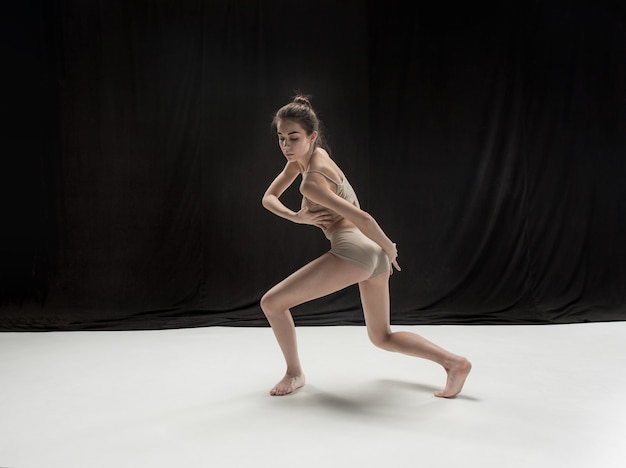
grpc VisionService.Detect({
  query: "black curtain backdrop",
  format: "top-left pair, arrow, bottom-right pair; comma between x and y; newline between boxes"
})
2,0 -> 625,330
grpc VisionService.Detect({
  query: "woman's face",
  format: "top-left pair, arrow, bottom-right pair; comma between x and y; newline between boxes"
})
276,120 -> 317,163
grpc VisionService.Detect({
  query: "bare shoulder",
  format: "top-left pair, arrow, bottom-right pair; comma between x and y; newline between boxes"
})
306,148 -> 344,182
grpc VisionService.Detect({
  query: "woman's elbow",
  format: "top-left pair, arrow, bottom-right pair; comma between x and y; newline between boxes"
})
262,193 -> 275,210
355,211 -> 376,228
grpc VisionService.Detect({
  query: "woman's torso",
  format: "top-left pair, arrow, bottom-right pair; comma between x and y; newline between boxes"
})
300,150 -> 359,238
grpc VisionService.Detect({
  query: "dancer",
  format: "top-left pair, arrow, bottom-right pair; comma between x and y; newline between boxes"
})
261,94 -> 471,397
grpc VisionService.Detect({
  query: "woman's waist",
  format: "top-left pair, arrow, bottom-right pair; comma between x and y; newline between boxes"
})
323,219 -> 358,239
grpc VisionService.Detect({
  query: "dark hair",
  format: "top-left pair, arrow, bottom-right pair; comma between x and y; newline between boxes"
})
272,93 -> 330,154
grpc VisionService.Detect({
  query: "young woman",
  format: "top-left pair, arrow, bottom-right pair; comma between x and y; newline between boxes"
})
261,95 -> 471,397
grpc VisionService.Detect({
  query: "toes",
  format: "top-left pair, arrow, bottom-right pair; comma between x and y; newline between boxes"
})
270,385 -> 293,396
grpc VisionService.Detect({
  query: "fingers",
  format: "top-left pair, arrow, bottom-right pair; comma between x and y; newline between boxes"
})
314,210 -> 333,219
313,211 -> 334,226
391,243 -> 400,271
387,244 -> 400,275
298,207 -> 334,227
389,260 -> 400,274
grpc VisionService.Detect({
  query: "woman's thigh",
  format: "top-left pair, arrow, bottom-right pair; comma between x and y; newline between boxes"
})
262,252 -> 371,311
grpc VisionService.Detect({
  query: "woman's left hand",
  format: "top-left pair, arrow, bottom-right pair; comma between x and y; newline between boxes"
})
387,243 -> 401,275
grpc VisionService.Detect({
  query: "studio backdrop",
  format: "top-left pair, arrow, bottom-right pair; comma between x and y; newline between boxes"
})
2,0 -> 625,330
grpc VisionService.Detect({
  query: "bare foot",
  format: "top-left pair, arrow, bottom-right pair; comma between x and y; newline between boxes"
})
269,374 -> 305,396
434,357 -> 472,398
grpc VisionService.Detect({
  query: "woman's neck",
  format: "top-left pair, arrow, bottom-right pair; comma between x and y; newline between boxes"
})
299,147 -> 317,174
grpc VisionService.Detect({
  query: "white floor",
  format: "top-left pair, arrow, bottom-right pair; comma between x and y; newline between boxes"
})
1,322 -> 625,468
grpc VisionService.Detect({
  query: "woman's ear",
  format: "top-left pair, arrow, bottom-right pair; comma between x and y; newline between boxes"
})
310,131 -> 318,143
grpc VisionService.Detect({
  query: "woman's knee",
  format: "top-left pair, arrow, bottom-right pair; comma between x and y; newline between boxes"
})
367,329 -> 393,350
259,291 -> 274,315
260,289 -> 286,318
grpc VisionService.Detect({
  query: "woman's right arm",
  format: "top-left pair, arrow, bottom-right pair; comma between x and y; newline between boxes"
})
262,162 -> 300,222
262,162 -> 334,229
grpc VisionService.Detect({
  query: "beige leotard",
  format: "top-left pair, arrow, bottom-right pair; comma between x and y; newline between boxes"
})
301,170 -> 390,278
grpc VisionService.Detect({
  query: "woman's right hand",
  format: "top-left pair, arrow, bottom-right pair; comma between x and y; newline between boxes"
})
295,206 -> 334,231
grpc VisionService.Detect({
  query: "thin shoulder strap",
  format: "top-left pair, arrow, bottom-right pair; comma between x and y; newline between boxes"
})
304,170 -> 341,186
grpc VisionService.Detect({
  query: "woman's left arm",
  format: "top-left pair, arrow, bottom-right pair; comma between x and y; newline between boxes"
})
301,178 -> 400,272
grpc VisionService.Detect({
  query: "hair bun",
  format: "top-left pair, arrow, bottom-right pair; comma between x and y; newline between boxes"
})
292,94 -> 312,107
